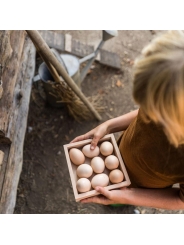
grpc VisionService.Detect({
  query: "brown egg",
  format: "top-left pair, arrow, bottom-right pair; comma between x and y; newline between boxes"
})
100,141 -> 113,156
105,155 -> 119,170
76,178 -> 91,193
109,169 -> 124,183
91,157 -> 105,173
77,164 -> 93,178
69,148 -> 85,165
91,173 -> 109,188
82,144 -> 100,158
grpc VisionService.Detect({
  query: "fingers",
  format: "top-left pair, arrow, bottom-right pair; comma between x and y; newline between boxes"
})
80,187 -> 112,205
90,134 -> 101,150
70,131 -> 102,151
70,133 -> 92,143
95,186 -> 112,199
80,195 -> 112,205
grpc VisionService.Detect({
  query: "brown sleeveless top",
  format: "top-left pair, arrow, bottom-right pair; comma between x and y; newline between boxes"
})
118,108 -> 184,202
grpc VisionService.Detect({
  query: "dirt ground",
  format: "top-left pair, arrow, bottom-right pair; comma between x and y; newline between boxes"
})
14,30 -> 184,214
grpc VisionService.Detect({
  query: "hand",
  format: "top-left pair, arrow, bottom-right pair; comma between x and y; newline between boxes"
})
70,122 -> 109,150
80,186 -> 129,205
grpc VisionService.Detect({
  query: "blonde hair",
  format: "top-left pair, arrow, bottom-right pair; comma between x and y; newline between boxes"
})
133,30 -> 184,147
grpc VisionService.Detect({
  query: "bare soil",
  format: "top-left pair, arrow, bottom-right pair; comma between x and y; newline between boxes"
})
14,30 -> 184,214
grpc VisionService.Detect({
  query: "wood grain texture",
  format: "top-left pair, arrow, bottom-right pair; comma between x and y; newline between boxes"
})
0,35 -> 36,214
0,145 -> 10,198
0,150 -> 4,171
0,30 -> 26,143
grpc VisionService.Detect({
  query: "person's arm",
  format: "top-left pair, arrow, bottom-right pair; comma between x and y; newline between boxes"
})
106,109 -> 138,133
80,186 -> 184,210
71,109 -> 138,149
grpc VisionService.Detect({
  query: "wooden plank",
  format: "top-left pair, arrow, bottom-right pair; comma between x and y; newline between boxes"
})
38,30 -> 121,69
0,150 -> 4,167
0,150 -> 4,172
0,30 -> 26,143
0,145 -> 10,197
0,35 -> 36,214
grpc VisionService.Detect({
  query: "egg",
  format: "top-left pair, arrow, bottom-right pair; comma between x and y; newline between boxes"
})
109,169 -> 124,183
82,144 -> 100,158
100,141 -> 113,156
91,157 -> 105,173
91,173 -> 109,189
69,148 -> 85,165
105,155 -> 119,170
76,164 -> 93,178
76,178 -> 91,193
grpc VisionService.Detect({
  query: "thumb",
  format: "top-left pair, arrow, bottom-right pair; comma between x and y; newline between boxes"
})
95,186 -> 112,199
90,135 -> 100,150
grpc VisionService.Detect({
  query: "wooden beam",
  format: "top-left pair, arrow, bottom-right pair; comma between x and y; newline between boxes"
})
0,34 -> 36,214
0,150 -> 4,172
0,145 -> 10,199
0,30 -> 26,143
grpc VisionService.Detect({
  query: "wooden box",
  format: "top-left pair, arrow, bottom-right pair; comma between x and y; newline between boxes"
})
63,133 -> 131,202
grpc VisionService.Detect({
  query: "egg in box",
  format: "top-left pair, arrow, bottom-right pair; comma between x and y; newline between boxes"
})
63,134 -> 131,202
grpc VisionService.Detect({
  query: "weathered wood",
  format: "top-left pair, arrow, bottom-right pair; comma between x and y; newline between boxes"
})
0,35 -> 36,214
0,30 -> 26,143
0,145 -> 10,197
26,30 -> 102,121
0,150 -> 4,172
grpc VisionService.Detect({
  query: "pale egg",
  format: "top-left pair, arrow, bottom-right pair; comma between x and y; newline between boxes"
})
77,164 -> 93,178
91,157 -> 105,173
91,173 -> 109,189
69,148 -> 85,165
105,155 -> 119,170
100,141 -> 113,156
76,178 -> 91,193
82,144 -> 100,158
109,169 -> 124,183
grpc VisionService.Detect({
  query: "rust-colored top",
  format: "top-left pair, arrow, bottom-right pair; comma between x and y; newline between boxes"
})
119,108 -> 184,202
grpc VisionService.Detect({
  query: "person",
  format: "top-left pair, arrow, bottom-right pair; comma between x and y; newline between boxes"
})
71,30 -> 184,210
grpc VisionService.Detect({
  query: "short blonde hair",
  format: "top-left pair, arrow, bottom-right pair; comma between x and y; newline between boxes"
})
133,30 -> 184,147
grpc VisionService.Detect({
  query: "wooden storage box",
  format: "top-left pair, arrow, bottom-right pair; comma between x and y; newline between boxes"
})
63,133 -> 131,202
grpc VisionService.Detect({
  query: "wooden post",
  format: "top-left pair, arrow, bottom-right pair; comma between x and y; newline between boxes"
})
0,31 -> 26,143
0,33 -> 36,214
0,150 -> 4,172
26,30 -> 102,121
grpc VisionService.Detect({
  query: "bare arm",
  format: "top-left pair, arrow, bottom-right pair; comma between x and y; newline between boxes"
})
71,109 -> 138,149
106,109 -> 138,133
80,186 -> 184,210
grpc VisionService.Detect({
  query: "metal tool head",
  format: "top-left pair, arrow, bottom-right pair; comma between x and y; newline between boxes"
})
103,30 -> 118,41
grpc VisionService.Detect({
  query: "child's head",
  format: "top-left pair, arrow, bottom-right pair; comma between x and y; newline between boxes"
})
133,30 -> 184,147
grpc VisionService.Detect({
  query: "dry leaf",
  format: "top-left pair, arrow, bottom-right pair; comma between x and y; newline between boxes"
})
130,60 -> 134,65
69,129 -> 74,135
98,89 -> 105,94
116,80 -> 123,87
65,135 -> 70,141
